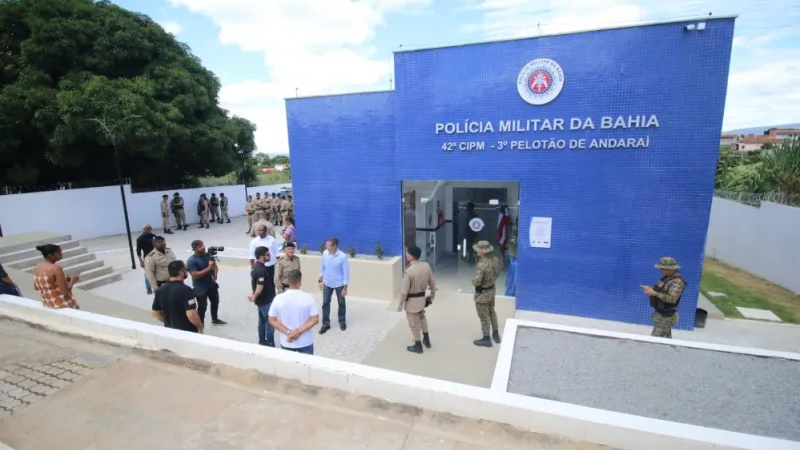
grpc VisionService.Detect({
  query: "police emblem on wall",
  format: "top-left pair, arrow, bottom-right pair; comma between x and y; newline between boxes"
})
468,217 -> 485,232
517,58 -> 565,106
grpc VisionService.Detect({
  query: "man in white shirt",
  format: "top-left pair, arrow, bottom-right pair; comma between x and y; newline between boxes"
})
249,223 -> 279,270
269,270 -> 319,355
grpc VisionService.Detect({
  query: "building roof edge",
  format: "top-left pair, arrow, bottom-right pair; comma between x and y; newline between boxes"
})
393,15 -> 739,54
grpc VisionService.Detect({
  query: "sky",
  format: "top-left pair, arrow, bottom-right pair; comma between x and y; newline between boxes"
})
113,0 -> 799,155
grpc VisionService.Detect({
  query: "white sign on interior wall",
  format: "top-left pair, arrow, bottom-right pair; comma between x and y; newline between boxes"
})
530,217 -> 552,248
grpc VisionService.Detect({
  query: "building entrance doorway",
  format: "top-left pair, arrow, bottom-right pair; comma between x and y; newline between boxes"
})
401,180 -> 519,296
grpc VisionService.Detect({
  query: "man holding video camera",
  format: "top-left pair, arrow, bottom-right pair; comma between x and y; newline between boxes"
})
187,240 -> 227,325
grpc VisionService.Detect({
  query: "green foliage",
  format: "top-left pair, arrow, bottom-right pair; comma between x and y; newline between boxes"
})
0,0 -> 256,187
319,242 -> 326,254
374,241 -> 384,259
718,162 -> 768,193
197,169 -> 290,188
762,137 -> 800,199
271,155 -> 289,165
348,245 -> 356,258
715,138 -> 800,203
299,245 -> 307,255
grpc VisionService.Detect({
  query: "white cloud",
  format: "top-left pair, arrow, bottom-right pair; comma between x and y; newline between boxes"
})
157,21 -> 183,35
455,0 -> 800,130
165,0 -> 428,154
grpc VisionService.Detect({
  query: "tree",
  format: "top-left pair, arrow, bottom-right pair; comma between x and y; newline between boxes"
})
0,0 -> 256,187
254,153 -> 271,167
762,137 -> 800,203
271,155 -> 290,165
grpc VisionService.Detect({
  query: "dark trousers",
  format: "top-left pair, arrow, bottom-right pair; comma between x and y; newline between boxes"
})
281,344 -> 314,355
257,303 -> 275,347
322,285 -> 346,326
196,287 -> 220,323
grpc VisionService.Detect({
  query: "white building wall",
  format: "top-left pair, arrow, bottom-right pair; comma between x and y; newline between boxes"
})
0,183 -> 291,240
705,198 -> 800,294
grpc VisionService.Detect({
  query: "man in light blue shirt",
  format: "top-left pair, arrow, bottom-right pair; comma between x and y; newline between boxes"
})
317,237 -> 350,333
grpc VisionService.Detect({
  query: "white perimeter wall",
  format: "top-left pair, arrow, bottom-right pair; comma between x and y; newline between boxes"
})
0,183 -> 290,241
705,198 -> 800,294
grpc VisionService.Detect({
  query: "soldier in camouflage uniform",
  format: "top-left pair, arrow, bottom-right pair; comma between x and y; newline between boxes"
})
197,194 -> 210,229
245,195 -> 255,233
219,193 -> 230,223
170,192 -> 188,231
253,193 -> 265,221
209,193 -> 220,223
471,240 -> 502,347
270,193 -> 279,226
641,257 -> 686,339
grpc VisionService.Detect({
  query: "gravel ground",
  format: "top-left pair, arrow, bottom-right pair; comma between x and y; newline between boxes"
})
508,328 -> 800,442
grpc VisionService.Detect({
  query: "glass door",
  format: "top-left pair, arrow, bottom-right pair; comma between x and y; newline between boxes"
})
456,202 -> 504,293
401,181 -> 439,273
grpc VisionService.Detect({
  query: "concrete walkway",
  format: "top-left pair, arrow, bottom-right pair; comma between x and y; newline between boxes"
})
0,319 -> 608,450
363,292 -> 516,388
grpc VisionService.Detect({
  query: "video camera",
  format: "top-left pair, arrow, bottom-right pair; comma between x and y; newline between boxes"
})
207,246 -> 225,261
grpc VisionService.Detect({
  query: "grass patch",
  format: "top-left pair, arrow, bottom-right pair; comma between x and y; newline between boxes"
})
701,258 -> 800,324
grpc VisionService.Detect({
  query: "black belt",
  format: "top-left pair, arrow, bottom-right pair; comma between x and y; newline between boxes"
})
475,285 -> 495,293
407,292 -> 425,299
282,284 -> 289,289
656,309 -> 677,317
156,281 -> 167,287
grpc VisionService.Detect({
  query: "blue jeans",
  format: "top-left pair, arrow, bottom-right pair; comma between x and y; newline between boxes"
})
322,285 -> 346,326
257,303 -> 275,347
145,276 -> 152,292
281,344 -> 314,355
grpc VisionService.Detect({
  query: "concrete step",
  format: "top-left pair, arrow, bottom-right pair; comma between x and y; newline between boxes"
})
22,253 -> 98,273
70,265 -> 113,283
25,253 -> 98,273
75,271 -> 123,291
0,234 -> 72,256
9,247 -> 89,270
58,258 -> 105,275
0,240 -> 81,264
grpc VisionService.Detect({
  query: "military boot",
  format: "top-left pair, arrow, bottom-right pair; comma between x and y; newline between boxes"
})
182,225 -> 188,231
473,336 -> 493,347
406,341 -> 423,354
422,332 -> 432,349
492,330 -> 502,344
205,224 -> 210,229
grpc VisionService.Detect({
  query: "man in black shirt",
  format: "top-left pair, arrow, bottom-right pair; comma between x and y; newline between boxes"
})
248,246 -> 276,346
136,224 -> 156,294
151,260 -> 204,334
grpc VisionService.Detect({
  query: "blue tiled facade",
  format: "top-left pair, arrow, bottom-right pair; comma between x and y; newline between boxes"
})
286,18 -> 735,329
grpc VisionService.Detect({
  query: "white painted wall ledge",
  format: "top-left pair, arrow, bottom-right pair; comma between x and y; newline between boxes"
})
1,295 -> 798,450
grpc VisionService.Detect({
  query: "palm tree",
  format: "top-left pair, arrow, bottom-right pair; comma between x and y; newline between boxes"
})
762,136 -> 800,204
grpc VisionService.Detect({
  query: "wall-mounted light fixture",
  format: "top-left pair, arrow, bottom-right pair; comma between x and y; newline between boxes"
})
684,22 -> 707,31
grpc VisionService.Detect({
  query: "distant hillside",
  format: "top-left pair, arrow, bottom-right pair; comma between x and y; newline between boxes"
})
724,123 -> 800,135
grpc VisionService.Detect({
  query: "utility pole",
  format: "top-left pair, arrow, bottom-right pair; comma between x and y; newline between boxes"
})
86,115 -> 141,270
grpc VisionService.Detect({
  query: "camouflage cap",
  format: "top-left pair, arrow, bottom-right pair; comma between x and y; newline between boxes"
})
655,257 -> 680,270
472,240 -> 494,253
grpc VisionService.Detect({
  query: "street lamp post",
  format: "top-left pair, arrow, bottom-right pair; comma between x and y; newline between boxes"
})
86,116 -> 140,270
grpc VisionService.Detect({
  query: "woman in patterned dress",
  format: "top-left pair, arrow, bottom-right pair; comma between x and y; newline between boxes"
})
31,244 -> 80,310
